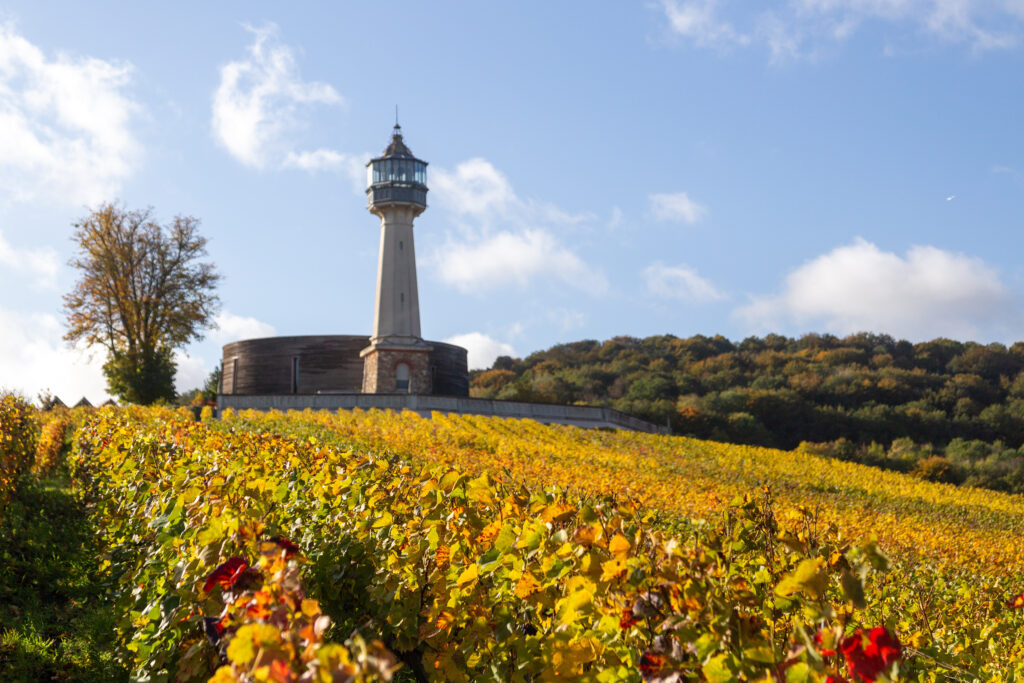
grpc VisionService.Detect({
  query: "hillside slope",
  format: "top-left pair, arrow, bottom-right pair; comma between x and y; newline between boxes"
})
278,408 -> 1024,574
470,333 -> 1024,491
228,406 -> 1024,676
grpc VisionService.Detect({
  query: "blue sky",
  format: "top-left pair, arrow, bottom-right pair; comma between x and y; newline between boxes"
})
2,1 -> 1024,403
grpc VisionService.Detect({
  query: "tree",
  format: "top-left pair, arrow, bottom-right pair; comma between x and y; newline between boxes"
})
201,363 -> 223,403
63,203 -> 221,404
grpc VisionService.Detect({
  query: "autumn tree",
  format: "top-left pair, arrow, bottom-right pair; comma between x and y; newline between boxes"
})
63,203 -> 221,404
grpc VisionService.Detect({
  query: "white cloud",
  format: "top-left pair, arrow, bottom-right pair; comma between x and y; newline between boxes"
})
0,230 -> 58,288
432,158 -> 594,226
547,308 -> 586,332
284,148 -> 368,191
660,0 -> 1024,56
439,229 -> 608,294
284,148 -> 348,171
0,22 -> 141,204
607,206 -> 624,231
432,158 -> 517,218
431,157 -> 606,294
212,24 -> 343,169
443,332 -> 516,370
0,307 -> 108,405
649,192 -> 708,224
662,0 -> 749,48
211,311 -> 276,343
735,239 -> 1018,340
645,262 -> 726,302
173,350 -> 210,393
0,307 -> 273,404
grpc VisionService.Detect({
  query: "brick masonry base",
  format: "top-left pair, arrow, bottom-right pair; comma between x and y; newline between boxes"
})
361,346 -> 432,394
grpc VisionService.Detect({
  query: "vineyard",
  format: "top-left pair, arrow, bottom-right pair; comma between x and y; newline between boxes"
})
3,398 -> 1024,681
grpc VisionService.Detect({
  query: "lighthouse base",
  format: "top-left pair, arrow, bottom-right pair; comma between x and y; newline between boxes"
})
360,341 -> 434,394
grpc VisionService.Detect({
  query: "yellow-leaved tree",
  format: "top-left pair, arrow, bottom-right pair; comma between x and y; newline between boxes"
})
63,202 -> 221,404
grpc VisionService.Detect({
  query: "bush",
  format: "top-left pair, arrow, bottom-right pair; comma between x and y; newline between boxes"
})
912,456 -> 957,484
34,410 -> 72,476
0,394 -> 39,508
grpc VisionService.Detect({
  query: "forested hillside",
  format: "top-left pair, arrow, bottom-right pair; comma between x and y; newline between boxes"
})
470,333 -> 1024,491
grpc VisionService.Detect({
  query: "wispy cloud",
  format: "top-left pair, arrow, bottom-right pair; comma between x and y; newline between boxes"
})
645,262 -> 726,302
431,158 -> 606,294
211,310 -> 277,343
660,0 -> 1024,58
662,0 -> 749,49
649,192 -> 708,224
212,24 -> 347,170
607,206 -> 624,231
735,238 -> 1020,341
547,308 -> 586,332
0,22 -> 142,204
283,148 -> 368,190
0,230 -> 59,289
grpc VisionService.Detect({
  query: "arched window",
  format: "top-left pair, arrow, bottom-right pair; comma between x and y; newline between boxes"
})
395,362 -> 411,393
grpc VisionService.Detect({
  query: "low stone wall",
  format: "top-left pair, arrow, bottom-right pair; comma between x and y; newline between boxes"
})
217,394 -> 668,434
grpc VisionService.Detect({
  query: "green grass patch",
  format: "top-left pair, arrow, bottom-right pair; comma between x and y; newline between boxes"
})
0,471 -> 127,682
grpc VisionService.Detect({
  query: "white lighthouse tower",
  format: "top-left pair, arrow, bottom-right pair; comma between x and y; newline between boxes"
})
361,123 -> 433,393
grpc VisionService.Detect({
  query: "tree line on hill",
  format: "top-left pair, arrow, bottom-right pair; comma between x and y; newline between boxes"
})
470,333 -> 1024,492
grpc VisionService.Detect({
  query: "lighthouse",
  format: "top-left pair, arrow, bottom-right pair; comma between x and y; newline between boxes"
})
360,123 -> 434,393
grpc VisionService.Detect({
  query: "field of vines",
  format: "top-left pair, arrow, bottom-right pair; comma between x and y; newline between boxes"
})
5,400 -> 1024,681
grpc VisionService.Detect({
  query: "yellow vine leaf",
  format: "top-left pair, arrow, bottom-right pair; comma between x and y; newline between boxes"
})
515,572 -> 541,599
609,533 -> 631,560
457,563 -> 479,588
600,558 -> 628,582
540,502 -> 576,525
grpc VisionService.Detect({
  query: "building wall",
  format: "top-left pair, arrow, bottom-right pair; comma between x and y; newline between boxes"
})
428,342 -> 470,397
222,336 -> 367,395
221,335 -> 469,397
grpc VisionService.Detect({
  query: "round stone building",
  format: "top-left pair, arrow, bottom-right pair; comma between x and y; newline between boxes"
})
220,124 -> 469,399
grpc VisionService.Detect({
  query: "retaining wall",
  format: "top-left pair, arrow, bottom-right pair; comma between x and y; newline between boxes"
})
217,393 -> 668,434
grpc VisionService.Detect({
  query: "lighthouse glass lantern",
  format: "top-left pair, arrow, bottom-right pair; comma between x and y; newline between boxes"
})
366,124 -> 428,210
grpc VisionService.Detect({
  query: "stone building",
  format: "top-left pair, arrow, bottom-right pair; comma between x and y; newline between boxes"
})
220,124 -> 470,399
218,124 -> 664,434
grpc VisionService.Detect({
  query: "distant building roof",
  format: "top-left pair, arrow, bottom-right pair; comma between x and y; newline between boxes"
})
73,397 -> 93,408
40,396 -> 66,410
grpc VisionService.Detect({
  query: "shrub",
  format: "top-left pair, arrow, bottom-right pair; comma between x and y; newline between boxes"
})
34,410 -> 72,476
0,394 -> 39,508
912,455 -> 956,483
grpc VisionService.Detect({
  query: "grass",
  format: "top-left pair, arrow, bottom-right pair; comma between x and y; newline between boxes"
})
0,470 -> 127,682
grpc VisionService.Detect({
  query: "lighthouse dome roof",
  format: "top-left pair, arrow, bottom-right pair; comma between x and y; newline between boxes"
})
381,124 -> 418,160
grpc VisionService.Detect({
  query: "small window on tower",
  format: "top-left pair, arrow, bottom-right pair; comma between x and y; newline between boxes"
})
399,241 -> 403,250
400,292 -> 405,304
